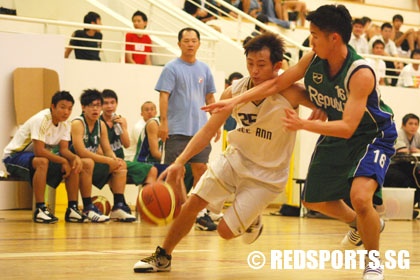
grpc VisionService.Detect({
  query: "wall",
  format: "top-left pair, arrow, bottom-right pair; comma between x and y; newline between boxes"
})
0,32 -> 65,209
0,32 -> 225,209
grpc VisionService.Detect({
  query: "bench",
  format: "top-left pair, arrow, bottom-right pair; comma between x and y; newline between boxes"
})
0,174 -> 139,215
0,175 -> 57,213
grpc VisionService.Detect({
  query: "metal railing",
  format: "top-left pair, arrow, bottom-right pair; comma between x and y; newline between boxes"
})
0,13 -> 219,67
1,1 -> 419,87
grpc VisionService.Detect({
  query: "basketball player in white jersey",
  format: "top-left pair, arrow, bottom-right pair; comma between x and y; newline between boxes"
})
133,32 -> 325,272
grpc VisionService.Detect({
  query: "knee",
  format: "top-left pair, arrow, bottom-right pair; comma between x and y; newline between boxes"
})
217,219 -> 235,240
82,158 -> 94,172
32,157 -> 49,170
350,194 -> 371,213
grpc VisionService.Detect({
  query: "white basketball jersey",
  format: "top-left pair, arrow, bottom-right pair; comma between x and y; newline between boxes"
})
225,77 -> 297,188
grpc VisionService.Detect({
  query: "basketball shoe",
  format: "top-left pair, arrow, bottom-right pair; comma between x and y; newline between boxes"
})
363,257 -> 384,280
242,215 -> 263,244
195,212 -> 217,231
341,218 -> 385,249
83,204 -> 110,223
133,246 -> 172,273
65,206 -> 88,223
207,210 -> 223,222
33,206 -> 58,224
110,202 -> 136,222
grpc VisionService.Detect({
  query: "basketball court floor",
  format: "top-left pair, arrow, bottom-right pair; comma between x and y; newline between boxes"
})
0,207 -> 419,279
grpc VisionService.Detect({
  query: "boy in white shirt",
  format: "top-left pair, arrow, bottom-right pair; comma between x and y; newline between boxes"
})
3,91 -> 93,223
398,49 -> 420,88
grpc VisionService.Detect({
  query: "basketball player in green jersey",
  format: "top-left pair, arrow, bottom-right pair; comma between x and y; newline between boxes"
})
203,5 -> 397,280
99,89 -> 157,187
71,89 -> 137,222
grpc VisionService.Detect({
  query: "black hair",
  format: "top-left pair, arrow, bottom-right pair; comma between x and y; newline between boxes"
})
83,11 -> 101,24
402,113 -> 419,126
228,72 -> 244,83
51,91 -> 74,106
178,27 -> 200,42
352,18 -> 364,26
80,89 -> 103,106
243,32 -> 285,65
372,39 -> 385,48
410,48 -> 420,59
380,22 -> 393,31
361,16 -> 371,26
132,10 -> 148,22
392,14 -> 403,22
306,4 -> 352,44
102,89 -> 118,102
255,13 -> 269,31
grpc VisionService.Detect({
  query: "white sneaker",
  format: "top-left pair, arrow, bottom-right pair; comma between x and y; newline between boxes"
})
33,206 -> 58,224
207,210 -> 223,222
110,203 -> 136,222
65,207 -> 88,223
83,204 -> 110,223
341,218 -> 385,249
242,215 -> 263,244
363,260 -> 384,280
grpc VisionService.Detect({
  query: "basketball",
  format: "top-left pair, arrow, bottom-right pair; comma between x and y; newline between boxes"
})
92,195 -> 111,215
137,181 -> 181,226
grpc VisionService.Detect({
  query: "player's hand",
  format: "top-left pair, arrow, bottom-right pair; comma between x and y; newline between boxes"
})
61,161 -> 72,179
283,108 -> 303,131
202,99 -> 235,114
158,121 -> 169,141
107,157 -> 120,170
308,108 -> 327,122
410,147 -> 420,153
158,162 -> 185,185
71,155 -> 83,174
112,114 -> 123,125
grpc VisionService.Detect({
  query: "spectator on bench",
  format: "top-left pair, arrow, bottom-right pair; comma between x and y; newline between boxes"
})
384,113 -> 420,209
124,101 -> 157,161
3,91 -> 93,224
100,89 -> 157,187
71,89 -> 136,223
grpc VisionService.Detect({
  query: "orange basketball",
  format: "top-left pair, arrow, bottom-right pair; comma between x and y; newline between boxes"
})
92,195 -> 111,215
137,181 -> 181,226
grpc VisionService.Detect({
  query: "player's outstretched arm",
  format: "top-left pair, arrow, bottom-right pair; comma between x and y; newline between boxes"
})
202,52 -> 314,114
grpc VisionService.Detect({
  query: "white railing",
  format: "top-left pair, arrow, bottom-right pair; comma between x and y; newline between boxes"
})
2,3 -> 419,86
0,13 -> 219,67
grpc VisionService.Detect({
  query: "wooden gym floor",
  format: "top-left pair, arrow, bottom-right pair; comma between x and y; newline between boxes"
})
0,207 -> 419,280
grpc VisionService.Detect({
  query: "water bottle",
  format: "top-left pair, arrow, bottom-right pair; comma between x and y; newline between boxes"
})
112,113 -> 123,135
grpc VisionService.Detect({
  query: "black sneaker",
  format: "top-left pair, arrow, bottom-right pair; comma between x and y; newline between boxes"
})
65,206 -> 88,223
195,213 -> 217,231
413,210 -> 419,219
133,246 -> 172,273
33,206 -> 59,224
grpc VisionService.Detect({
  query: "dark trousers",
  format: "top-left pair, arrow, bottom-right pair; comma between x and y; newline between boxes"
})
384,162 -> 420,206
